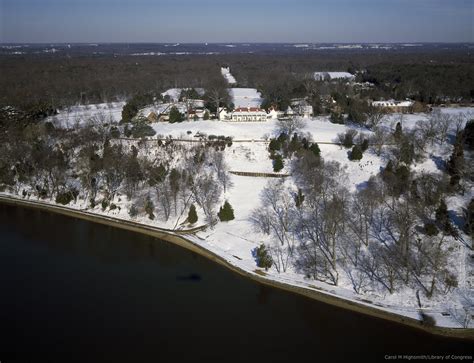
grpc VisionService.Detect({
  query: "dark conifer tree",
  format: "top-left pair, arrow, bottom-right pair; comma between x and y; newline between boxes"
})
255,244 -> 273,271
273,154 -> 284,172
394,122 -> 403,141
349,144 -> 363,161
446,133 -> 464,187
218,201 -> 235,221
188,204 -> 198,224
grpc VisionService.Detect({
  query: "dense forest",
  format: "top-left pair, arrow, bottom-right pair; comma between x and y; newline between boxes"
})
1,49 -> 472,109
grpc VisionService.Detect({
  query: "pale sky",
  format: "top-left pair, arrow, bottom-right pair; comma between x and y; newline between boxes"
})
1,0 -> 473,43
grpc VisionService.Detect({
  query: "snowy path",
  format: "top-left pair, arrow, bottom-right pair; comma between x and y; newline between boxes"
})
221,67 -> 237,85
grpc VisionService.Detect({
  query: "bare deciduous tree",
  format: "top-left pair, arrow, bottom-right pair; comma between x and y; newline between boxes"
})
276,117 -> 306,137
370,126 -> 390,156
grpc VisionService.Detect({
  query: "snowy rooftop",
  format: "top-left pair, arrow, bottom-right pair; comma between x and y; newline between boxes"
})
314,72 -> 356,80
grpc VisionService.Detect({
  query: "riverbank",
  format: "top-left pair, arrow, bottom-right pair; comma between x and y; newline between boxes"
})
1,194 -> 472,340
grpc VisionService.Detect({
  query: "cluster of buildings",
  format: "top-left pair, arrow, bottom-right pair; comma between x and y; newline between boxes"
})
371,99 -> 415,112
218,99 -> 314,122
141,72 -> 418,123
143,86 -> 315,123
314,71 -> 356,81
145,97 -> 209,122
145,102 -> 314,123
219,107 -> 268,122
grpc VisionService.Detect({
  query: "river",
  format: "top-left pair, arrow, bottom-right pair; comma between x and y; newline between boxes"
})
0,204 -> 471,362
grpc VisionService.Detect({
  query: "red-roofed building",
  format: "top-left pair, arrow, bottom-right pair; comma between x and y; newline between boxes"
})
230,107 -> 267,122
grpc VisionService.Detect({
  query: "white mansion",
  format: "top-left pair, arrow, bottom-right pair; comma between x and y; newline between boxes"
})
219,107 -> 272,122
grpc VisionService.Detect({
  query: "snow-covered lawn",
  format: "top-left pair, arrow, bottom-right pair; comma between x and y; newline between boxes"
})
382,108 -> 474,130
151,117 -> 350,141
161,88 -> 205,102
49,102 -> 125,128
228,88 -> 263,108
224,142 -> 275,173
37,105 -> 474,329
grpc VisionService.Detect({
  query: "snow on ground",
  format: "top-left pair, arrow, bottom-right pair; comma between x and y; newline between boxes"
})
314,71 -> 355,80
48,102 -> 125,128
228,88 -> 263,108
11,106 -> 474,328
161,88 -> 205,102
320,145 -> 382,191
197,175 -> 268,260
221,67 -> 237,85
140,102 -> 188,117
152,105 -> 473,328
382,107 -> 474,130
224,142 -> 275,173
152,117 -> 349,142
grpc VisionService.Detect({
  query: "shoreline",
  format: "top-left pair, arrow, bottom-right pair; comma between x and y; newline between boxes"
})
1,194 -> 473,341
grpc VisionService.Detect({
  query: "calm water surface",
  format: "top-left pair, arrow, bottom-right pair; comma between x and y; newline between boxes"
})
0,204 -> 471,362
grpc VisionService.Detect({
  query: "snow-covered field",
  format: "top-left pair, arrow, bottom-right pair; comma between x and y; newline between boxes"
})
37,105 -> 474,329
161,88 -> 205,102
151,117 -> 348,141
382,108 -> 474,130
49,102 -> 125,127
228,88 -> 263,108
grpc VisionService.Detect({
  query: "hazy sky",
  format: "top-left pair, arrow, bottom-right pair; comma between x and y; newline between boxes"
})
1,0 -> 473,43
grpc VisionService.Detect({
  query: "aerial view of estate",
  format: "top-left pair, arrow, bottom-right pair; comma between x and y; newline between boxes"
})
0,0 -> 473,361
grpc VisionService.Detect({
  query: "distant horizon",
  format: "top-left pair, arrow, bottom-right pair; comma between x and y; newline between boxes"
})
1,41 -> 473,45
2,0 -> 472,43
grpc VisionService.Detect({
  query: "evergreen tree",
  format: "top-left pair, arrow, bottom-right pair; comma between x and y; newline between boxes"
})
121,93 -> 153,123
424,222 -> 439,236
288,133 -> 301,154
464,119 -> 474,150
255,244 -> 273,271
121,102 -> 138,123
218,201 -> 235,222
464,198 -> 474,243
394,122 -> 403,141
295,189 -> 305,208
435,199 -> 454,234
309,143 -> 321,157
124,124 -> 132,137
384,160 -> 394,174
446,133 -> 464,186
169,106 -> 184,123
394,164 -> 410,185
330,111 -> 344,124
145,196 -> 155,220
349,144 -> 363,161
273,154 -> 284,172
129,204 -> 138,218
188,204 -> 198,224
342,132 -> 355,148
131,123 -> 156,138
360,139 -> 369,152
269,138 -> 281,152
203,110 -> 210,120
399,139 -> 415,165
277,132 -> 288,144
435,199 -> 449,224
